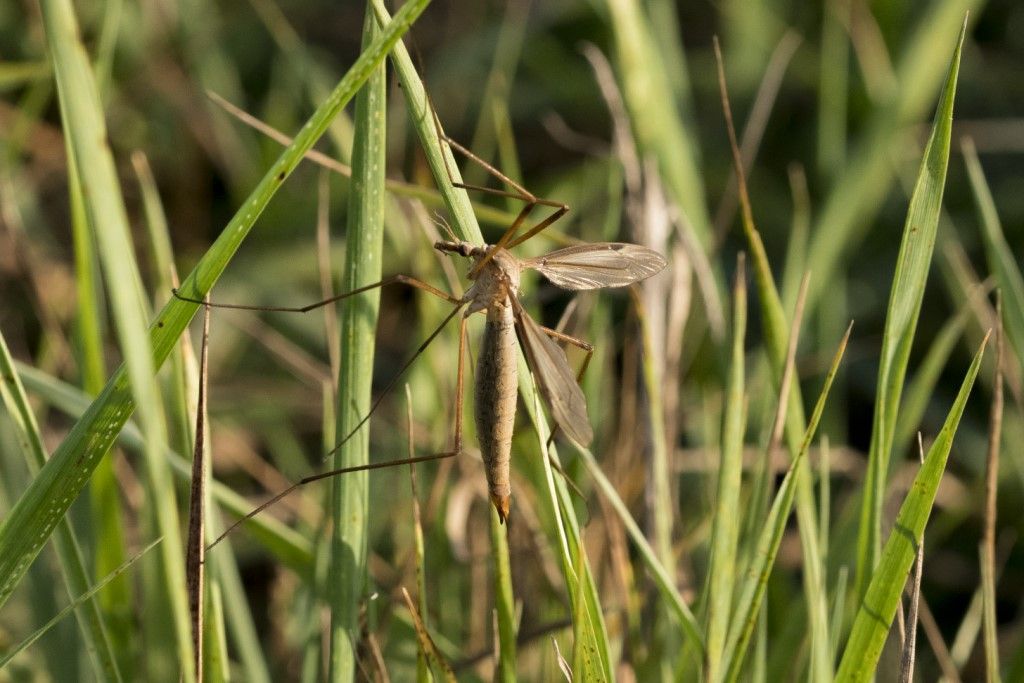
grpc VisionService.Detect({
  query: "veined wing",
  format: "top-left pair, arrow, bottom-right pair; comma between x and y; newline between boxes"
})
510,294 -> 593,447
521,242 -> 667,290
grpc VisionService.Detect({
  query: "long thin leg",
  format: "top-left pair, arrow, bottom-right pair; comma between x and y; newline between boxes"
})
326,303 -> 467,459
173,274 -> 461,313
428,105 -> 570,276
208,308 -> 471,551
206,450 -> 457,551
209,309 -> 471,551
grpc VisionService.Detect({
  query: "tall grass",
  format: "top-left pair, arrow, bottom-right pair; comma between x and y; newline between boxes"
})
0,1 -> 1018,680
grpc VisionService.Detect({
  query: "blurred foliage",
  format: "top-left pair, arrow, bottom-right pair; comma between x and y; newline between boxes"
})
1,0 -> 1023,680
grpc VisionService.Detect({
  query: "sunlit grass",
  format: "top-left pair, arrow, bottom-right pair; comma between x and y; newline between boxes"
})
0,1 -> 1017,681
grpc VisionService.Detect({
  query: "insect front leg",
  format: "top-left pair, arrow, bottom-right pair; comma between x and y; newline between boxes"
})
427,104 -> 569,274
172,273 -> 462,313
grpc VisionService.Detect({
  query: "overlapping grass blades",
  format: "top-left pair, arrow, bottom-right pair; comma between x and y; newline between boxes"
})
0,0 -> 433,630
836,335 -> 987,681
855,19 -> 965,602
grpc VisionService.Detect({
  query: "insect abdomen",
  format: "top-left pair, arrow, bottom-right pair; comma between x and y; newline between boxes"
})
475,306 -> 518,522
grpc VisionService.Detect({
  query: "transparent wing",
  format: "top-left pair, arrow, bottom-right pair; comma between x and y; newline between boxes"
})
511,295 -> 593,447
521,242 -> 667,290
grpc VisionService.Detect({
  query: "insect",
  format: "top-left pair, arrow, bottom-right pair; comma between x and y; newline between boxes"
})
176,125 -> 666,537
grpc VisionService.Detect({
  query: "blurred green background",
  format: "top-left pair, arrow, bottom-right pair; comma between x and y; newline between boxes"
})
1,0 -> 1023,680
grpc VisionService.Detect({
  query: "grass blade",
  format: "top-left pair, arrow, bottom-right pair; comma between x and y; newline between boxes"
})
855,20 -> 965,601
981,297 -> 1004,683
41,0 -> 192,673
0,539 -> 162,670
715,39 -> 830,678
836,335 -> 988,682
963,137 -> 1024,378
0,328 -> 121,681
370,0 -> 482,245
705,257 -> 747,679
491,506 -> 517,682
722,324 -> 852,681
805,4 -> 979,310
604,0 -> 711,246
576,441 -> 703,651
328,6 -> 388,676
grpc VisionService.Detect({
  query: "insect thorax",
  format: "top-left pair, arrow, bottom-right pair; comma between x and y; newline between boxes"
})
465,249 -> 521,318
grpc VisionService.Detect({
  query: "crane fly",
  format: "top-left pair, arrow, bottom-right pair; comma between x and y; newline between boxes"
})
175,124 -> 666,544
431,238 -> 666,519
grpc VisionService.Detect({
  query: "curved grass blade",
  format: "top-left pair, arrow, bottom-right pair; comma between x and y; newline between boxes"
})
41,0 -> 191,672
805,6 -> 979,310
855,20 -> 965,601
0,329 -> 121,681
13,361 -> 317,575
575,441 -> 703,651
0,0 -> 431,614
722,324 -> 852,682
370,0 -> 482,246
962,137 -> 1024,377
836,334 -> 987,682
529,388 -> 614,682
715,39 -> 829,677
604,0 -> 711,246
0,539 -> 162,670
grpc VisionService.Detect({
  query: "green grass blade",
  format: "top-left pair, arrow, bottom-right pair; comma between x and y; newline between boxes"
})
705,261 -> 747,680
895,287 -> 983,451
963,138 -> 1024,377
13,361 -> 315,572
0,328 -> 121,681
836,335 -> 987,682
0,539 -> 161,670
0,0 -> 430,618
75,153 -> 133,676
604,0 -> 711,246
806,5 -> 978,310
42,0 -> 220,673
721,57 -> 829,678
490,507 -> 517,682
817,0 -> 851,176
854,21 -> 964,601
577,441 -> 703,651
371,0 -> 482,245
722,325 -> 851,682
328,6 -> 387,677
806,4 -> 974,309
530,388 -> 614,682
